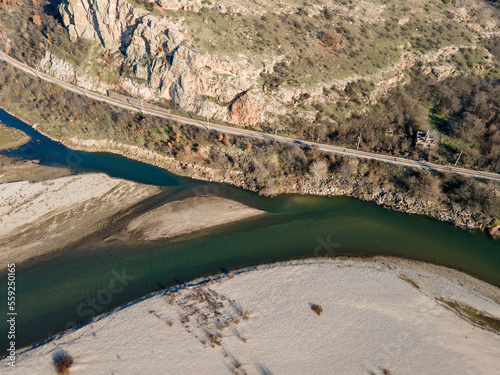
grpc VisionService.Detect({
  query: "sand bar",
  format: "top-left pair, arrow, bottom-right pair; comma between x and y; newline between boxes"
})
0,173 -> 159,265
4,258 -> 499,374
126,195 -> 264,240
0,173 -> 265,265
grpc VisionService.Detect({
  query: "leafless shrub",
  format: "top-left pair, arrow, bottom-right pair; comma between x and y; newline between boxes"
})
217,321 -> 230,330
309,160 -> 328,183
311,304 -> 323,316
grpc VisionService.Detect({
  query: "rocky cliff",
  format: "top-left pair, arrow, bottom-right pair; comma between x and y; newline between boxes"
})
61,0 -> 135,50
55,0 -> 266,126
48,0 -> 499,128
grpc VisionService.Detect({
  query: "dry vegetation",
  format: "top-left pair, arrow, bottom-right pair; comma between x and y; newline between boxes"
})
437,298 -> 500,333
310,303 -> 323,316
149,284 -> 255,374
176,0 -> 495,83
0,122 -> 30,150
274,70 -> 500,173
162,286 -> 250,348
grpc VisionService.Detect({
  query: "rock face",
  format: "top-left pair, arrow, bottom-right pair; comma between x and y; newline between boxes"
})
58,0 -> 264,125
39,50 -> 105,92
156,0 -> 203,12
60,0 -> 136,50
227,91 -> 264,127
55,0 -> 498,128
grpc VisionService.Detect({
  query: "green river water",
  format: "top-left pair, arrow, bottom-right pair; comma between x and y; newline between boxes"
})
0,109 -> 499,355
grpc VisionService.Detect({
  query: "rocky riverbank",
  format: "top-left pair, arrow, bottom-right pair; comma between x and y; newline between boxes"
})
56,134 -> 494,235
1,104 -> 496,236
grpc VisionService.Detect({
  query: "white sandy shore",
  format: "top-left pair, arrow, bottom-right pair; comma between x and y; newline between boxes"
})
0,173 -> 159,265
5,258 -> 500,374
127,195 -> 264,240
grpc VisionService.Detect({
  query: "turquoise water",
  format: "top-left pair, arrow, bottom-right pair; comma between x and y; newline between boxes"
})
0,109 -> 499,354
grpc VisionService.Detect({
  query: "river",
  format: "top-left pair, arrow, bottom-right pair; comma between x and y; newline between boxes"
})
0,109 -> 499,354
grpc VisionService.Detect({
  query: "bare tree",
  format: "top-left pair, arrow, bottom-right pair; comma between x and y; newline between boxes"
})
309,160 -> 328,184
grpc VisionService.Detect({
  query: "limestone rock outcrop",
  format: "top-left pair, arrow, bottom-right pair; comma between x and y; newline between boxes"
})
60,0 -> 137,50
156,0 -> 203,12
54,0 -> 498,128
58,0 -> 265,126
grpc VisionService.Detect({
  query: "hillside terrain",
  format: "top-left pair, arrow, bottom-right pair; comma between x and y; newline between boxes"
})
1,0 -> 499,166
0,0 -> 498,232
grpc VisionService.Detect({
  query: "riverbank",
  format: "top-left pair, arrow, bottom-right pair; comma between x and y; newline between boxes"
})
0,155 -> 72,184
0,121 -> 73,183
0,173 -> 160,266
0,122 -> 30,151
4,257 -> 499,374
60,134 -> 498,235
0,172 -> 265,266
1,100 -> 498,235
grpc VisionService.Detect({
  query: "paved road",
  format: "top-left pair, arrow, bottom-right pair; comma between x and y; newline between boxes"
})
1,52 -> 499,182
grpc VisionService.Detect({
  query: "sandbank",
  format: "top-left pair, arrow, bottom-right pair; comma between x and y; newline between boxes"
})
4,258 -> 499,374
